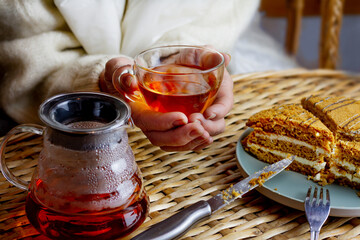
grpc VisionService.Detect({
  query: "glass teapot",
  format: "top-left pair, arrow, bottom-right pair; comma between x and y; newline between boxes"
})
0,92 -> 149,240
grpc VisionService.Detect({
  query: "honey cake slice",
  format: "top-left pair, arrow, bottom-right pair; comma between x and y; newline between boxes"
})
302,95 -> 360,189
242,104 -> 335,182
301,95 -> 360,141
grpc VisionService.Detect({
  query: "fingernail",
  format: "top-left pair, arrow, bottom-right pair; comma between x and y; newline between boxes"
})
194,138 -> 207,145
190,129 -> 201,137
225,53 -> 232,61
207,113 -> 216,120
195,135 -> 213,145
125,76 -> 132,88
173,119 -> 186,127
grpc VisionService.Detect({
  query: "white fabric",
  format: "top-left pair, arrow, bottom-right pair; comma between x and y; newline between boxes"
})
54,0 -> 125,54
229,13 -> 299,74
54,0 -> 260,57
55,0 -> 298,74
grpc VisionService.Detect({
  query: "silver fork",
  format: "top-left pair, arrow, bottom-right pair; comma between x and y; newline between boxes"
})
304,186 -> 331,240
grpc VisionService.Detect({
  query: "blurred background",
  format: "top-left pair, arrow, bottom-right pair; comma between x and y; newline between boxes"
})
1,0 -> 359,136
260,0 -> 359,73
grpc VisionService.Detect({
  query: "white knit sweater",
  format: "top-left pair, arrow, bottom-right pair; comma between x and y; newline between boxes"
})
0,0 -> 265,123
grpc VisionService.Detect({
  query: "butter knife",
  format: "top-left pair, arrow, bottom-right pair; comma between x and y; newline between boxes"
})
131,155 -> 295,240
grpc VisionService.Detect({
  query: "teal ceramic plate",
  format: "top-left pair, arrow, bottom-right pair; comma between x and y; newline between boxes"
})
236,128 -> 360,217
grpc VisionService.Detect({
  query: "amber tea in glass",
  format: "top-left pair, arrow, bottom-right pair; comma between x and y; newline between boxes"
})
113,45 -> 225,116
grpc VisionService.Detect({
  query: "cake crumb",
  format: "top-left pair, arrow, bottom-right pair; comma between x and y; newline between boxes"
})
249,171 -> 275,187
232,189 -> 240,197
221,185 -> 243,203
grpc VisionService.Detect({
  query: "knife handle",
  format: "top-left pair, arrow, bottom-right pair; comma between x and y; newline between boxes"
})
131,200 -> 212,240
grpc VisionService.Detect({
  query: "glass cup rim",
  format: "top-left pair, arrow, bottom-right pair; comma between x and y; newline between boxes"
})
134,45 -> 225,75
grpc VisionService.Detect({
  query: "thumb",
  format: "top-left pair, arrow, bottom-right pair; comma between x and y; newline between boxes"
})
112,66 -> 139,100
222,53 -> 231,67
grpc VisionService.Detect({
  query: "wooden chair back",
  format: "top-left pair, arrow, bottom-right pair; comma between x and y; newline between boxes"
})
260,0 -> 347,69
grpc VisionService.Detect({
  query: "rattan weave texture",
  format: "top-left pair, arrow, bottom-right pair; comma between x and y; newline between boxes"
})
1,69 -> 360,240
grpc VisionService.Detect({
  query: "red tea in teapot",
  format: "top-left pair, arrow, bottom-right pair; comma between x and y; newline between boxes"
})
24,118 -> 149,240
26,175 -> 148,240
0,93 -> 149,240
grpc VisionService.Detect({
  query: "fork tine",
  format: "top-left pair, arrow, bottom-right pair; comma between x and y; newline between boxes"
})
319,187 -> 323,201
306,186 -> 312,199
313,187 -> 318,205
326,189 -> 330,207
326,189 -> 330,201
318,188 -> 325,207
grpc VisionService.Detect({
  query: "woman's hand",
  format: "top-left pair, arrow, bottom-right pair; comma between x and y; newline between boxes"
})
99,52 -> 233,151
188,53 -> 233,138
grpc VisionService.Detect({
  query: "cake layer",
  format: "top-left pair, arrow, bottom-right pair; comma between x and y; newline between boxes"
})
246,104 -> 335,152
328,165 -> 360,189
242,134 -> 327,177
245,131 -> 330,161
337,140 -> 360,172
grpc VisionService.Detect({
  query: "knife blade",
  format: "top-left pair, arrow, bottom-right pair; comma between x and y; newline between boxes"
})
131,155 -> 295,240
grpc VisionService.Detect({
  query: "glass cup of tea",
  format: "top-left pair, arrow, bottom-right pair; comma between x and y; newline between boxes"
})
0,92 -> 149,240
113,45 -> 225,116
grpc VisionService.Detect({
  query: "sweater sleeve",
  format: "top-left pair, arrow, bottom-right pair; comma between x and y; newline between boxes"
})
0,0 -> 260,124
0,1 -> 124,124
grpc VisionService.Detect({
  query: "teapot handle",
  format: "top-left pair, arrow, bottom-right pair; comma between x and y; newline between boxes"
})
0,124 -> 44,191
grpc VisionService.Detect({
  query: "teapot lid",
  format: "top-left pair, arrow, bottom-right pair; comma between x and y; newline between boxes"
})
39,92 -> 131,134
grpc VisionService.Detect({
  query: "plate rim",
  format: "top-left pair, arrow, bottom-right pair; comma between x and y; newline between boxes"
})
236,128 -> 360,217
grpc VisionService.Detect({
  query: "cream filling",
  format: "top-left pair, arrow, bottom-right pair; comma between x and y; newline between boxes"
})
247,143 -> 326,172
353,176 -> 360,183
313,173 -> 322,181
329,165 -> 353,181
254,133 -> 330,157
331,158 -> 360,181
332,158 -> 357,173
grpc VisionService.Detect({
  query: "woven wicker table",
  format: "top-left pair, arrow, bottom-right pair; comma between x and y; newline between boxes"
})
1,69 -> 360,240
